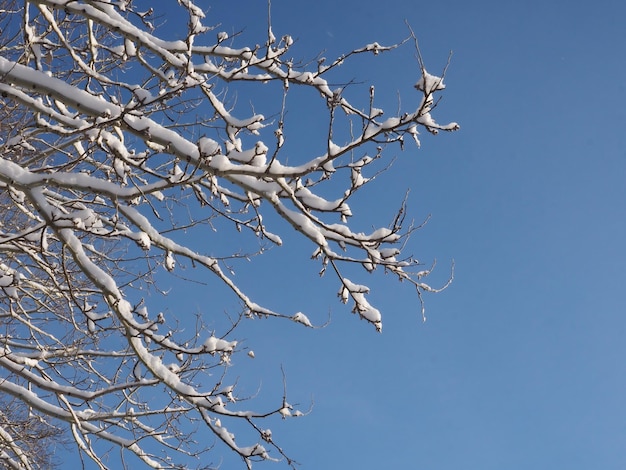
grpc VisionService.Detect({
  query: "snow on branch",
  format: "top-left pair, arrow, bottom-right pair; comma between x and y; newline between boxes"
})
0,1 -> 457,468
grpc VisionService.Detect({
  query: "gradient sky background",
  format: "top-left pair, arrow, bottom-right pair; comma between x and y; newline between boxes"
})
166,1 -> 626,469
39,0 -> 625,468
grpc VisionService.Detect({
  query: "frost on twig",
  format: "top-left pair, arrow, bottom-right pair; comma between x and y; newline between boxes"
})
0,1 -> 457,468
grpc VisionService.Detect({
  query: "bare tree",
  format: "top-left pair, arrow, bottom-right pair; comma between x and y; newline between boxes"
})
0,1 -> 458,468
0,397 -> 67,470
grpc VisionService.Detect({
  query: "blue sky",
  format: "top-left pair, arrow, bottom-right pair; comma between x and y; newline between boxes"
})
26,0 -> 624,468
194,1 -> 626,469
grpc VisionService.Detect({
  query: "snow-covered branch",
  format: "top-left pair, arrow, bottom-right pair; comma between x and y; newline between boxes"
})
0,1 -> 457,468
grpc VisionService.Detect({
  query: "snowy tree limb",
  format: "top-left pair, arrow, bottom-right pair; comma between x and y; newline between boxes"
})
0,1 -> 457,468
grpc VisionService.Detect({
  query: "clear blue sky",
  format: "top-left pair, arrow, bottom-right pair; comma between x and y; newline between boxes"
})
171,1 -> 626,468
50,1 -> 626,468
211,0 -> 626,468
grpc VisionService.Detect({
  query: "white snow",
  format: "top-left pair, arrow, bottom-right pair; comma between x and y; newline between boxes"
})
198,136 -> 221,156
133,86 -> 152,103
414,70 -> 446,92
292,312 -> 313,327
165,251 -> 175,271
203,335 -> 237,355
